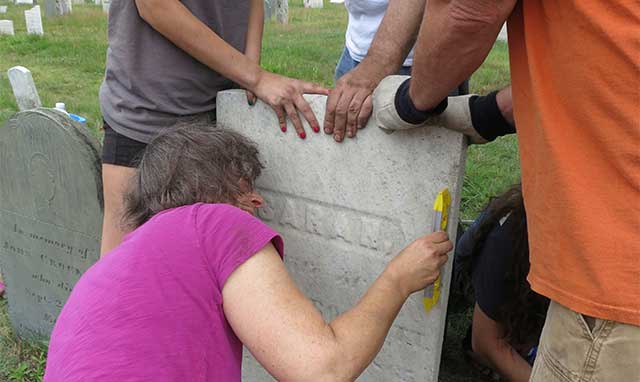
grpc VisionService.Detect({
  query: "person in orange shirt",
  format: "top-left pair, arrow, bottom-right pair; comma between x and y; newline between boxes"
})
375,1 -> 640,381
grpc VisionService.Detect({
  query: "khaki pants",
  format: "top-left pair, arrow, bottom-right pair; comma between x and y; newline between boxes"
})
530,301 -> 640,382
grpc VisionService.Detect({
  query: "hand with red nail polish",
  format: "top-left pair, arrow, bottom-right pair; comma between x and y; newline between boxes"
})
251,71 -> 328,139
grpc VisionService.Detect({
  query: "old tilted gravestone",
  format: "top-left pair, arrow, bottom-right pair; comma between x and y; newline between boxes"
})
0,20 -> 14,35
0,108 -> 103,339
8,66 -> 42,111
24,5 -> 43,35
217,90 -> 467,382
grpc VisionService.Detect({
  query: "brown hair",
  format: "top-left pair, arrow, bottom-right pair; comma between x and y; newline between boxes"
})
122,122 -> 263,229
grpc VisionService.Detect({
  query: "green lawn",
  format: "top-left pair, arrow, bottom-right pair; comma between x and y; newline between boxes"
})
0,1 -> 518,381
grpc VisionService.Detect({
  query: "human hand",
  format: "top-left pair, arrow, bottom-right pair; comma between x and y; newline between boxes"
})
324,65 -> 379,142
252,71 -> 329,139
385,231 -> 452,297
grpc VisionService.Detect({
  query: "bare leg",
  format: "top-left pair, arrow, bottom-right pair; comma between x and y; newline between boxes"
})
100,164 -> 136,257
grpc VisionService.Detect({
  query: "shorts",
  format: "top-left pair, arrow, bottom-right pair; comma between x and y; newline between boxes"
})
101,121 -> 147,168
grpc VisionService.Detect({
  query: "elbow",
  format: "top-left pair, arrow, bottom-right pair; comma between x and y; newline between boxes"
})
447,1 -> 508,34
278,345 -> 353,382
135,0 -> 167,23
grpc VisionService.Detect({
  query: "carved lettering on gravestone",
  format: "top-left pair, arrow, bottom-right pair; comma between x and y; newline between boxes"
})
24,5 -> 43,35
0,109 -> 103,339
8,66 -> 42,111
217,90 -> 467,382
0,20 -> 14,35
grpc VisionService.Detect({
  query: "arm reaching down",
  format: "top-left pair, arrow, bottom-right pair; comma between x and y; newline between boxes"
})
471,303 -> 532,381
409,0 -> 517,110
223,232 -> 453,382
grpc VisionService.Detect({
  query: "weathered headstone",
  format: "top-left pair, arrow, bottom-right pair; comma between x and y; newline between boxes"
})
44,0 -> 72,18
304,0 -> 323,8
101,0 -> 109,14
0,108 -> 103,339
8,66 -> 42,111
0,20 -> 14,35
217,90 -> 467,382
275,0 -> 287,24
0,6 -> 8,13
24,5 -> 44,35
16,0 -> 34,5
93,0 -> 100,5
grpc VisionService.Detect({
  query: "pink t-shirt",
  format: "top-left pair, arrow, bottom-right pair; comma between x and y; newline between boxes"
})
44,203 -> 284,382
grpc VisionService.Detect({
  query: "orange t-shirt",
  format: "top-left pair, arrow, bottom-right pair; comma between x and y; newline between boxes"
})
508,1 -> 640,326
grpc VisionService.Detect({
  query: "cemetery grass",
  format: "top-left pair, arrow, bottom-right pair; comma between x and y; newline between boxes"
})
0,1 -> 516,381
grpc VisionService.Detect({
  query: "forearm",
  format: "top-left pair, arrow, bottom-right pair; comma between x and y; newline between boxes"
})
135,0 -> 262,90
410,0 -> 515,109
245,0 -> 264,63
358,0 -> 425,80
482,341 -> 532,381
325,268 -> 408,381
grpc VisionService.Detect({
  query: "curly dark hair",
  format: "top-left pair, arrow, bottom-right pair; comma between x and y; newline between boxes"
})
122,122 -> 264,229
464,184 -> 549,346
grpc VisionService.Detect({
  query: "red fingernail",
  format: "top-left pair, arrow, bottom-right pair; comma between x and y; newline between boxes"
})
312,125 -> 320,133
299,131 -> 306,139
281,126 -> 287,133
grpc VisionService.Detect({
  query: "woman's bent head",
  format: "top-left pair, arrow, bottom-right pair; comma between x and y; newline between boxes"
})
123,122 -> 264,229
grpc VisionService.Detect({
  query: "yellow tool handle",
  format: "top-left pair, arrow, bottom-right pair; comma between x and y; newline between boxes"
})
423,188 -> 451,313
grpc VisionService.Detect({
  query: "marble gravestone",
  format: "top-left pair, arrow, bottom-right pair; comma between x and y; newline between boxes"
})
275,0 -> 287,24
217,90 -> 467,382
8,66 -> 42,111
304,0 -> 323,8
0,6 -> 8,13
24,5 -> 43,35
0,20 -> 14,35
0,109 -> 103,339
44,0 -> 72,18
263,0 -> 274,21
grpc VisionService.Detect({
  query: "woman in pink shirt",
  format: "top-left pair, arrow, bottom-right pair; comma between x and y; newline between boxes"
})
44,123 -> 452,382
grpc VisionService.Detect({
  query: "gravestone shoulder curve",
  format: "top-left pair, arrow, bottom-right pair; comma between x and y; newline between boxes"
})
0,108 -> 103,340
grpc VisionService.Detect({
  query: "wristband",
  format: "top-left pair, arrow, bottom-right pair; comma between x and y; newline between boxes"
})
468,91 -> 515,142
394,78 -> 448,124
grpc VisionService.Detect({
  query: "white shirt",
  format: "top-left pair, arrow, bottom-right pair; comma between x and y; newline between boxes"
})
344,0 -> 415,67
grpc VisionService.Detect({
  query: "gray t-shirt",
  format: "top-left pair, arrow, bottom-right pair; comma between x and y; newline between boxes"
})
99,0 -> 249,143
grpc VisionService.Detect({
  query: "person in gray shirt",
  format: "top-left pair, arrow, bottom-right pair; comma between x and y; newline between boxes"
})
99,0 -> 327,256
